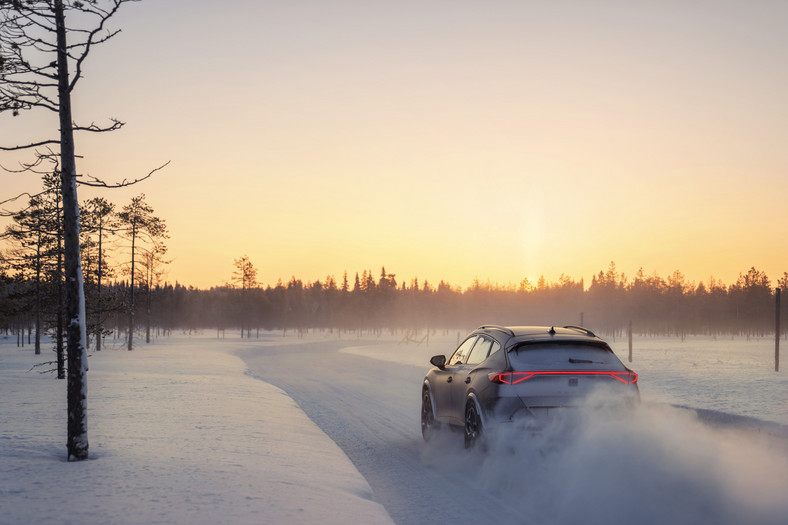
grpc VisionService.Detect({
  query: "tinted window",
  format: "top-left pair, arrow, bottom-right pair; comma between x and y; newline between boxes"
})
508,343 -> 625,371
466,336 -> 493,365
489,340 -> 501,358
449,336 -> 477,365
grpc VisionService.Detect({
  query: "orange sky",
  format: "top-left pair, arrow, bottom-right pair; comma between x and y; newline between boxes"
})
2,1 -> 787,290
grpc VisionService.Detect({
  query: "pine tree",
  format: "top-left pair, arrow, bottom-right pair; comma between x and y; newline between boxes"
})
117,194 -> 168,350
231,255 -> 258,337
81,198 -> 117,351
3,174 -> 62,356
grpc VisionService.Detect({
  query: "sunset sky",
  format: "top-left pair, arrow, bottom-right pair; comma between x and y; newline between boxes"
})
2,0 -> 787,290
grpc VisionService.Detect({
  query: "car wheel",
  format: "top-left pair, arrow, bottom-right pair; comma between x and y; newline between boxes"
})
421,387 -> 437,441
464,400 -> 483,449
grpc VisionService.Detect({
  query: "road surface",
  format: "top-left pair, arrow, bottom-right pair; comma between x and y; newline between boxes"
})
237,338 -> 788,525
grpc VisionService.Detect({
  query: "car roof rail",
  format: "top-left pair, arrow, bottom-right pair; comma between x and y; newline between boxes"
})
563,325 -> 597,337
478,325 -> 515,336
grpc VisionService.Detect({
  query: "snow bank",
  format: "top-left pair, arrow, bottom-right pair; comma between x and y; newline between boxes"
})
0,335 -> 393,525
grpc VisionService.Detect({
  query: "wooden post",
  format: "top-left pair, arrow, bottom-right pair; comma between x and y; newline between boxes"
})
628,320 -> 633,363
776,288 -> 781,372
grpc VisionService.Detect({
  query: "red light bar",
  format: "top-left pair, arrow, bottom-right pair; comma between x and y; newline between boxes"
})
488,370 -> 638,385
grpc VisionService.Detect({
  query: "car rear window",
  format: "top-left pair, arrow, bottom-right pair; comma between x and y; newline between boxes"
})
508,343 -> 626,371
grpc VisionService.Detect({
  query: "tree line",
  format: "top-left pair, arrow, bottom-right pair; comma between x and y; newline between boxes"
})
1,177 -> 168,357
195,262 -> 787,338
4,253 -> 784,347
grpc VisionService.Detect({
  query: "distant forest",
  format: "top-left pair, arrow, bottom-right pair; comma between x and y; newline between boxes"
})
1,177 -> 786,349
1,251 -> 786,351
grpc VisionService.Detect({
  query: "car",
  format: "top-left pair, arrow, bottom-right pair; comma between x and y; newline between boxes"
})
421,325 -> 639,447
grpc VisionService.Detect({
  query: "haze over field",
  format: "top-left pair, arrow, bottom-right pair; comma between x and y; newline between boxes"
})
2,1 -> 787,289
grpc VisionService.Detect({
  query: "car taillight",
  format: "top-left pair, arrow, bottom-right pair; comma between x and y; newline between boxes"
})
488,371 -> 638,384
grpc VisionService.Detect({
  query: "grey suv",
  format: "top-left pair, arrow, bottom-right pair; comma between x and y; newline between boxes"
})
421,325 -> 639,447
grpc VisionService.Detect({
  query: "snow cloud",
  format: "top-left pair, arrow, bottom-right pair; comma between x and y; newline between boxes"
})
423,393 -> 788,525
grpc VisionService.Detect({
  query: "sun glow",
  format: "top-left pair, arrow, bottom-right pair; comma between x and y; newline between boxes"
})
2,1 -> 787,291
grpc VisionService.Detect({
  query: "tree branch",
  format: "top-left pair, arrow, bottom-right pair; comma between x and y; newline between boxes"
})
0,118 -> 123,152
72,118 -> 125,133
0,138 -> 61,151
70,1 -> 126,92
0,191 -> 46,218
78,160 -> 170,188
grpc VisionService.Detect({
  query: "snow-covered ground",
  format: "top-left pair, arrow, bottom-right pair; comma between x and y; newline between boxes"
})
2,331 -> 787,525
608,334 -> 788,426
0,333 -> 393,525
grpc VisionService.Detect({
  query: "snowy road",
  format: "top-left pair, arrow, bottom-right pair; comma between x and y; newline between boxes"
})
238,337 -> 788,525
238,340 -> 526,524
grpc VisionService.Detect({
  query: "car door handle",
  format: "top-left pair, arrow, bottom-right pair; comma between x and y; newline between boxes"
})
465,377 -> 471,384
447,376 -> 453,383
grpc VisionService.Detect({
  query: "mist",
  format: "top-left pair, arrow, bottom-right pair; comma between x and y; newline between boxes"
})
423,392 -> 788,525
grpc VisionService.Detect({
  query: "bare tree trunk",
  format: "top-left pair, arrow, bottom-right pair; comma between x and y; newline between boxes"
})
56,0 -> 88,462
145,284 -> 151,344
96,215 -> 103,351
57,210 -> 65,380
128,224 -> 136,350
776,288 -> 781,372
34,226 -> 42,355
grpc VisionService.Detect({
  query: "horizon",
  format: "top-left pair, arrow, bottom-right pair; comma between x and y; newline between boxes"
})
115,261 -> 782,293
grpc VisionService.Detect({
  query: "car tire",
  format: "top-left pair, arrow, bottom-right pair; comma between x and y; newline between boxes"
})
421,387 -> 437,441
464,400 -> 483,449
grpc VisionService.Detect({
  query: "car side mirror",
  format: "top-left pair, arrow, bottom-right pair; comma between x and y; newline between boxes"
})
430,355 -> 446,370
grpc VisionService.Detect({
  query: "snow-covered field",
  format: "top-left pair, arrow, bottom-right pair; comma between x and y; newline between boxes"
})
2,331 -> 787,524
0,333 -> 393,525
608,334 -> 788,426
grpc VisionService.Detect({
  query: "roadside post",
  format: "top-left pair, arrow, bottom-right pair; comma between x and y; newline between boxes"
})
776,288 -> 781,372
628,320 -> 633,363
